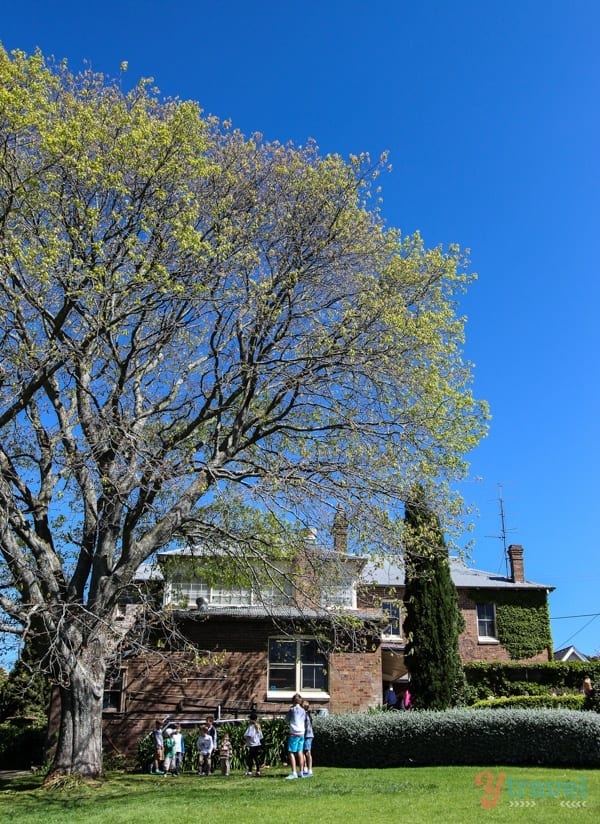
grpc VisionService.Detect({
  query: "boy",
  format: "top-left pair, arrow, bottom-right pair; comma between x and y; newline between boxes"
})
196,724 -> 214,776
151,719 -> 165,775
285,693 -> 306,779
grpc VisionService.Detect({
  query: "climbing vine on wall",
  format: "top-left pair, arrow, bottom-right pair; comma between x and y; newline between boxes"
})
468,589 -> 552,660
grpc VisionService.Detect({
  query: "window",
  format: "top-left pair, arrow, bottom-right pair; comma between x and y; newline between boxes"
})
103,669 -> 125,712
381,600 -> 402,638
164,578 -> 292,608
476,603 -> 498,641
320,573 -> 355,608
268,638 -> 328,697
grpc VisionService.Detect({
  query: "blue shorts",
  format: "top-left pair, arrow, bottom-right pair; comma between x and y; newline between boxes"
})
304,738 -> 313,752
288,735 -> 305,753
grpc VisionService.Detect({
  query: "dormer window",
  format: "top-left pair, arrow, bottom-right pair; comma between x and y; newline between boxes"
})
320,572 -> 356,608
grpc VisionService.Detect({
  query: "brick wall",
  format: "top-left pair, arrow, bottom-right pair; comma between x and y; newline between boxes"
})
95,615 -> 383,757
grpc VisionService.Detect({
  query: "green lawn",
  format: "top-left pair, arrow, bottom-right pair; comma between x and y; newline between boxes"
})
0,766 -> 597,823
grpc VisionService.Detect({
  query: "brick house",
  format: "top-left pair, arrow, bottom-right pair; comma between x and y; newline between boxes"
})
358,543 -> 554,685
98,518 -> 554,756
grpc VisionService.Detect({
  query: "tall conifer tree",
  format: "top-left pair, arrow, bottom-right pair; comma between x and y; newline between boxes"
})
402,486 -> 464,709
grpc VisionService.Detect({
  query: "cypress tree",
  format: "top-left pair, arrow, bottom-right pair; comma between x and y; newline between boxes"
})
402,486 -> 465,709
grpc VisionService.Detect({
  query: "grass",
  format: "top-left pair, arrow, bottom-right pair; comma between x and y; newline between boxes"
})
0,766 -> 598,823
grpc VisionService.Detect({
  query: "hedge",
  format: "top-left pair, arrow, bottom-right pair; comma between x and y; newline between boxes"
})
312,709 -> 600,768
464,661 -> 600,700
470,695 -> 584,710
0,722 -> 46,770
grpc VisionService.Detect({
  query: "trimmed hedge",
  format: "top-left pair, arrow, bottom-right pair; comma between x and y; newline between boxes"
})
464,661 -> 600,700
470,695 -> 584,711
312,709 -> 600,768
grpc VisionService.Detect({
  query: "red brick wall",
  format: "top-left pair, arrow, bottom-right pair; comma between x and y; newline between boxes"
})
92,616 -> 383,757
457,591 -> 550,663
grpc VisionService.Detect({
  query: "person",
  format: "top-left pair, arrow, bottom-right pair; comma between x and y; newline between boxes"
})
285,693 -> 306,779
583,677 -> 594,697
163,729 -> 176,776
219,732 -> 233,776
151,719 -> 165,775
205,716 -> 218,774
196,724 -> 214,776
302,700 -> 314,776
172,724 -> 185,774
243,711 -> 264,776
400,687 -> 412,711
384,683 -> 397,710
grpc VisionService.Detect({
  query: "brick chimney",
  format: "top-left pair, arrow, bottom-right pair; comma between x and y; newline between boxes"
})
508,544 -> 525,583
333,507 -> 348,554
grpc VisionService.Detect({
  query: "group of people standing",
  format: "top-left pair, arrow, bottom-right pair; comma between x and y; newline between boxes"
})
384,683 -> 411,711
150,697 -> 316,779
150,721 -> 186,775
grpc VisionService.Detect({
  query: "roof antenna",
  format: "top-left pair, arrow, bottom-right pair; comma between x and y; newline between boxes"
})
486,484 -> 515,576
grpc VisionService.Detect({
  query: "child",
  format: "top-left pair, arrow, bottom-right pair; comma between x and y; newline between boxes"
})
196,724 -> 214,776
163,729 -> 176,776
243,711 -> 264,776
285,693 -> 306,779
302,700 -> 314,776
219,732 -> 233,776
205,715 -> 217,771
171,724 -> 185,774
151,719 -> 165,775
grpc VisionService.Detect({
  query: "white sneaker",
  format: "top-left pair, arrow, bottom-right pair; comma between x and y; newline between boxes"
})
285,773 -> 298,780
307,771 -> 313,776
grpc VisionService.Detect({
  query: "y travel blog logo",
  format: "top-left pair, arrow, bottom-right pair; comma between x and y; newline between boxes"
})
475,770 -> 588,808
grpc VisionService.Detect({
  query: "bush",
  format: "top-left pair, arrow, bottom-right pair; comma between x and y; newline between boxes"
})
312,709 -> 600,768
464,661 -> 600,700
470,694 -> 584,710
0,722 -> 46,769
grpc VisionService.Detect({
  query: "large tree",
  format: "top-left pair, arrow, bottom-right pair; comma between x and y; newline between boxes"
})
402,486 -> 465,709
0,47 -> 487,776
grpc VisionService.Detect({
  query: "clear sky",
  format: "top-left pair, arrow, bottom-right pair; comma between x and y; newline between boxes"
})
1,1 -> 598,657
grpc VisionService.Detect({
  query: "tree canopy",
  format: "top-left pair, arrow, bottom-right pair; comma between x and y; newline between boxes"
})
0,47 -> 487,774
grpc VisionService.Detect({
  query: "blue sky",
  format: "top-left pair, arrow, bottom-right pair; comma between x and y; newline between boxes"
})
2,1 -> 599,656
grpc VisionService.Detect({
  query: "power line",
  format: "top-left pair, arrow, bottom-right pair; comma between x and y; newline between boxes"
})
552,613 -> 600,619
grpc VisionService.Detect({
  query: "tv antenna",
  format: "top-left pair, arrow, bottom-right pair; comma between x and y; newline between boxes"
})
486,484 -> 515,576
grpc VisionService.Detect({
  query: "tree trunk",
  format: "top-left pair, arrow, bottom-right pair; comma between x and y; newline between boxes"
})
46,643 -> 106,780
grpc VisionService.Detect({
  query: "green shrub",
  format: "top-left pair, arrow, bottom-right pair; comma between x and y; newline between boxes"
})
0,722 -> 46,769
470,694 -> 584,710
312,709 -> 600,768
464,661 -> 600,700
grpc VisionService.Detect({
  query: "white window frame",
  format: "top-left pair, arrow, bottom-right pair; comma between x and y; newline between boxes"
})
476,602 -> 498,642
381,600 -> 402,639
267,637 -> 330,700
320,573 -> 356,608
164,578 -> 293,609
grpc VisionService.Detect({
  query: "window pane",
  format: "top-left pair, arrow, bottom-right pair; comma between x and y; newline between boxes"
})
269,639 -> 296,664
301,663 -> 327,691
477,603 -> 496,637
269,666 -> 296,691
300,640 -> 327,691
382,601 -> 401,636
